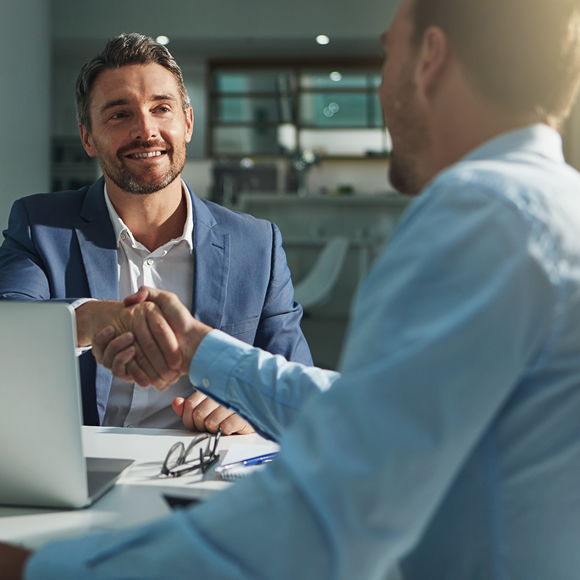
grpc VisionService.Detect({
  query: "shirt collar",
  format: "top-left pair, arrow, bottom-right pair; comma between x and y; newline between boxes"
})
103,180 -> 194,251
462,123 -> 565,165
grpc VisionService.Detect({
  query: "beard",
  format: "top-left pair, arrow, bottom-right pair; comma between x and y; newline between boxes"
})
98,139 -> 186,195
383,68 -> 430,196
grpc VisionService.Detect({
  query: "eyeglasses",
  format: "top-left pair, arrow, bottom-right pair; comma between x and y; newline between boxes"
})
161,428 -> 222,478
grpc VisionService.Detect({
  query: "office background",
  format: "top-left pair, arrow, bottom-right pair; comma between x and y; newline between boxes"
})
2,0 -> 580,369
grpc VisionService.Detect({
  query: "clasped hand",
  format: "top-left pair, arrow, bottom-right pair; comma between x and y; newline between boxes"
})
85,288 -> 253,435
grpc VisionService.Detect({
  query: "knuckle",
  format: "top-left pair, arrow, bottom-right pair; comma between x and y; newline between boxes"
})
150,318 -> 167,336
220,422 -> 233,436
142,338 -> 159,355
184,398 -> 197,411
192,407 -> 207,422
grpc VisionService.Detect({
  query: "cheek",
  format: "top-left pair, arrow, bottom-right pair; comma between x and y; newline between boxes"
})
379,62 -> 397,105
160,120 -> 188,142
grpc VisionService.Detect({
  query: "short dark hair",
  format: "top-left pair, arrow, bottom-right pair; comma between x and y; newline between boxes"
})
76,33 -> 190,132
410,0 -> 580,127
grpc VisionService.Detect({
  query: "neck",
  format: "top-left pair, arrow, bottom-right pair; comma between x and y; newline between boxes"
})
418,62 -> 542,189
105,177 -> 188,251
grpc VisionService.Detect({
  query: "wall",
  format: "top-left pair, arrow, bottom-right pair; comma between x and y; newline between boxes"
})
52,0 -> 396,44
0,0 -> 51,230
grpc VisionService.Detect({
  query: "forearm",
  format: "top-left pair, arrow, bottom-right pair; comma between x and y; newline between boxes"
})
190,330 -> 339,441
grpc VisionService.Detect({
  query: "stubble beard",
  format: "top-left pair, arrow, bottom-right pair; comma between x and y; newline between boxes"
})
384,70 -> 430,196
98,139 -> 186,195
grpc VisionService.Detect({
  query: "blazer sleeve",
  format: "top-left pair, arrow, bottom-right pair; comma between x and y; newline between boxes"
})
0,198 -> 52,300
253,223 -> 313,366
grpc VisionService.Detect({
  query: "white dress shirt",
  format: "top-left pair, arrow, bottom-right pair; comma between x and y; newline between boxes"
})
102,183 -> 195,429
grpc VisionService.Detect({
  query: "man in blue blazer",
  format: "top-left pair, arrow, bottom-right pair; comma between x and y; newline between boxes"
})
0,33 -> 312,432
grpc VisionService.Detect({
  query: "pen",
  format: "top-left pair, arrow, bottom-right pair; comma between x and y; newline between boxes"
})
216,452 -> 278,472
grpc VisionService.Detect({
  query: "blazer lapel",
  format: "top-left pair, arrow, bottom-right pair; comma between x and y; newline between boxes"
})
189,189 -> 230,329
73,177 -> 119,301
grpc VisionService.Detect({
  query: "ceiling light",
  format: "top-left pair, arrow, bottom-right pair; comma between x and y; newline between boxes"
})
329,71 -> 342,82
316,35 -> 330,45
156,35 -> 170,45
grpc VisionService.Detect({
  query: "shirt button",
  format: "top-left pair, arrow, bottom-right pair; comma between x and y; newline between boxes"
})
202,378 -> 210,388
120,233 -> 127,241
146,258 -> 154,266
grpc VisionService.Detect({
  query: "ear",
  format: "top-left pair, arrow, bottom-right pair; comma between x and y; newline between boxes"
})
79,124 -> 98,158
415,26 -> 450,101
184,106 -> 194,144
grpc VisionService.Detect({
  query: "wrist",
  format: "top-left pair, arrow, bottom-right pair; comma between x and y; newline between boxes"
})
75,300 -> 121,347
181,321 -> 212,376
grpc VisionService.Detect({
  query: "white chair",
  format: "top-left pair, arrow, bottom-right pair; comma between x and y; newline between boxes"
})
293,236 -> 350,311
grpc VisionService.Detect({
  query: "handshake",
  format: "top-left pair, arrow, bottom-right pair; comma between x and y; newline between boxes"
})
77,286 -> 253,435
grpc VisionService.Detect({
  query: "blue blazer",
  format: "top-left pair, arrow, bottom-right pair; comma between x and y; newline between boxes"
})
0,178 -> 312,425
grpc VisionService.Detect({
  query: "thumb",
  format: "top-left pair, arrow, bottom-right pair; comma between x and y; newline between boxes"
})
172,397 -> 186,418
124,286 -> 151,307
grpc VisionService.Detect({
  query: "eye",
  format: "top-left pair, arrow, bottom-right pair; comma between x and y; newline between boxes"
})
110,111 -> 127,120
157,105 -> 171,113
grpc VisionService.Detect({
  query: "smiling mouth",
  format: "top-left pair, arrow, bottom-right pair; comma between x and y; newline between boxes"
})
126,150 -> 166,159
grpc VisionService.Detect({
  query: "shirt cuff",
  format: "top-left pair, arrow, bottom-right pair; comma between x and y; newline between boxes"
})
71,298 -> 95,356
189,329 -> 255,401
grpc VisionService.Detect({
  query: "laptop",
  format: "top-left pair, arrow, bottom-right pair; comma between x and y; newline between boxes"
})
0,301 -> 133,509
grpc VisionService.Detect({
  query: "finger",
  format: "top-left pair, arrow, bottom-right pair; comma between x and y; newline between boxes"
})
99,332 -> 134,369
92,325 -> 116,365
144,305 -> 182,370
130,306 -> 177,389
126,358 -> 158,388
135,287 -> 188,332
132,304 -> 170,374
184,394 -> 220,432
233,420 -> 256,435
110,345 -> 136,382
184,390 -> 208,407
181,393 -> 203,431
123,286 -> 150,307
208,410 -> 254,436
130,347 -> 162,388
127,287 -> 209,376
101,334 -> 158,389
172,397 -> 186,418
182,392 -> 215,431
204,406 -> 237,434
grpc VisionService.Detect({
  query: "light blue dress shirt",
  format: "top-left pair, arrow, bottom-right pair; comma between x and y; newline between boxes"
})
26,125 -> 580,579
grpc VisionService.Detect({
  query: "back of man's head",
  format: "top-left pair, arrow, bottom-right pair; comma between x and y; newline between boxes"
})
75,33 -> 190,133
411,0 -> 580,128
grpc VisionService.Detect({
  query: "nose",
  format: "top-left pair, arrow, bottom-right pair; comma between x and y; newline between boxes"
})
130,111 -> 158,141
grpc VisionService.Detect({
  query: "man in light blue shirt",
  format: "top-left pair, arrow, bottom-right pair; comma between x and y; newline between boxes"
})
3,0 -> 580,578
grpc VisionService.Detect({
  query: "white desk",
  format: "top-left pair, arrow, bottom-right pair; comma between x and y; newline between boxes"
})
0,426 -> 275,549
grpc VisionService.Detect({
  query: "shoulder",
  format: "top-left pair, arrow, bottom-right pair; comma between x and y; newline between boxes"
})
428,152 -> 580,214
398,153 -> 580,281
13,187 -> 90,220
196,196 -> 275,239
